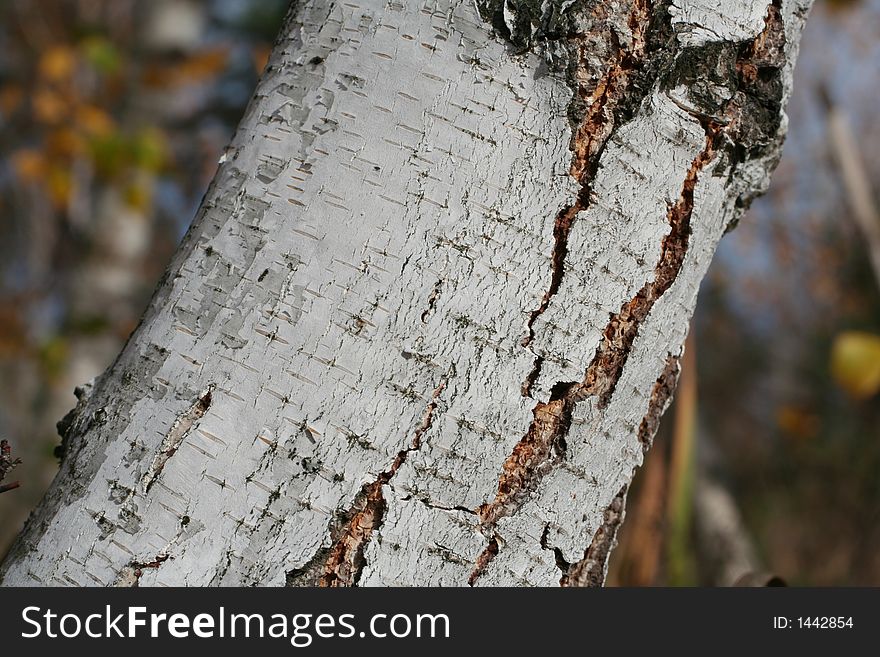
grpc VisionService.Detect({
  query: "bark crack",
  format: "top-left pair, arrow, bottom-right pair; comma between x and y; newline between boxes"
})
472,0 -> 658,585
317,371 -> 452,586
141,386 -> 214,494
560,486 -> 628,586
548,1 -> 788,585
467,535 -> 499,586
472,120 -> 722,584
485,0 -> 790,582
420,279 -> 443,323
114,553 -> 170,587
637,353 -> 681,451
540,523 -> 572,576
520,0 -> 653,396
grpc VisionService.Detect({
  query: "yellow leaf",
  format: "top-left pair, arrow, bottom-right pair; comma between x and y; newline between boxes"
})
47,167 -> 73,208
39,46 -> 77,82
76,105 -> 115,136
124,182 -> 152,211
33,89 -> 67,123
831,331 -> 880,399
11,149 -> 46,181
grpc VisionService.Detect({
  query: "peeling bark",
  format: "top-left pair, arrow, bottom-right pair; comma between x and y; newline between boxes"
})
142,388 -> 213,494
114,554 -> 170,588
320,478 -> 387,587
0,0 -> 812,587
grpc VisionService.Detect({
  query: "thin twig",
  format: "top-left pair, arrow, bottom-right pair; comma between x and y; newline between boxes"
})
820,85 -> 880,289
0,439 -> 23,494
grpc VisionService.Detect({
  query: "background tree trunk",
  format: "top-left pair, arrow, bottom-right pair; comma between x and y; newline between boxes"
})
0,0 -> 811,587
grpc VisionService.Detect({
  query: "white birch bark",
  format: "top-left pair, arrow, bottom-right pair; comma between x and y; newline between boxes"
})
0,0 -> 811,587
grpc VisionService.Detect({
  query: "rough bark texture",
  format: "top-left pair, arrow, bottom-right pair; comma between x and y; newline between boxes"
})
0,0 -> 811,586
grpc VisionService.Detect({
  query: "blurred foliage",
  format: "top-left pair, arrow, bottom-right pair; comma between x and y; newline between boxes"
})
7,40 -> 168,211
831,332 -> 880,399
665,338 -> 699,586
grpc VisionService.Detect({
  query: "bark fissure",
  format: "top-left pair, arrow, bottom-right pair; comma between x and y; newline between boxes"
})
470,0 -> 679,584
540,523 -> 572,576
556,118 -> 723,408
317,374 -> 450,587
637,353 -> 681,450
560,486 -> 627,586
471,0 -> 788,583
556,1 -> 787,583
420,280 -> 443,324
471,124 -> 718,581
520,0 -> 653,395
141,387 -> 213,494
467,535 -> 499,586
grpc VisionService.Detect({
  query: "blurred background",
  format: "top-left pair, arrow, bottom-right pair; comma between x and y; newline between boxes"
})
0,0 -> 878,585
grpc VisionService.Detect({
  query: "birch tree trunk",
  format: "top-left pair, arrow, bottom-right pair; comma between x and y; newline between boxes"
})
0,0 -> 811,587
